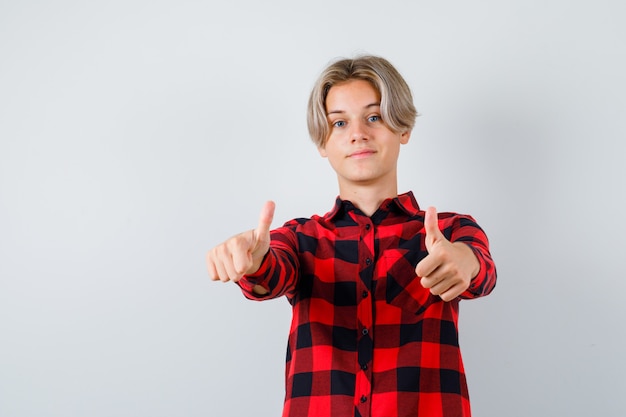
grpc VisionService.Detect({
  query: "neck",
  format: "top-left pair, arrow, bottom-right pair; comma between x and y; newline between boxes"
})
338,180 -> 398,217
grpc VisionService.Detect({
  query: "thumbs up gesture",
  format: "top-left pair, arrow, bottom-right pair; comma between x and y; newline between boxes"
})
206,201 -> 275,283
415,207 -> 480,302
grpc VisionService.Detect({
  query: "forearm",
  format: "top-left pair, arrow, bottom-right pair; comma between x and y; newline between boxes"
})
458,241 -> 497,299
237,246 -> 299,301
447,214 -> 497,299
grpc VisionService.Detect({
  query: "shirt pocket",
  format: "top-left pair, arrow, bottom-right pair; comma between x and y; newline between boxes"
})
377,249 -> 436,316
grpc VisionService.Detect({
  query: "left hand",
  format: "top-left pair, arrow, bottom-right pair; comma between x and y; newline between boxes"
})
415,207 -> 480,302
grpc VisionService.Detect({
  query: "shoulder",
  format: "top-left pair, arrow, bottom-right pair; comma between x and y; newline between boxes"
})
272,213 -> 339,241
433,211 -> 489,243
436,211 -> 479,224
268,215 -> 332,254
279,213 -> 333,233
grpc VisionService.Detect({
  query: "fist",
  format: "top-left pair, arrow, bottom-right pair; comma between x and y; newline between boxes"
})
415,207 -> 480,302
206,201 -> 275,283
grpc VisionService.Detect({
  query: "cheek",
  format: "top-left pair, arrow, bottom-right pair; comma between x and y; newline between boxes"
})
325,151 -> 341,167
321,139 -> 340,157
323,147 -> 344,169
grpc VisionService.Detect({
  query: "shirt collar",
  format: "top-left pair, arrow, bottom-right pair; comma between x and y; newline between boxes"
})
325,191 -> 421,220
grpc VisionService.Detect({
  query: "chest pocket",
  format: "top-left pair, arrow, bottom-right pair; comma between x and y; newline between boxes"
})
376,249 -> 436,316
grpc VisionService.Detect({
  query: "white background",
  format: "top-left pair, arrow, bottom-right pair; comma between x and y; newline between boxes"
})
1,1 -> 625,416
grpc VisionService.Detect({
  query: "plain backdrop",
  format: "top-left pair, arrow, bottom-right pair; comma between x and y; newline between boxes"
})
1,1 -> 625,416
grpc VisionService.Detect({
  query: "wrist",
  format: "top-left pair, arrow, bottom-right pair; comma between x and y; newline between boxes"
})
453,242 -> 480,279
246,249 -> 270,276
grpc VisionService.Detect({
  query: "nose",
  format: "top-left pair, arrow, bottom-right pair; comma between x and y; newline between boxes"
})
350,120 -> 368,143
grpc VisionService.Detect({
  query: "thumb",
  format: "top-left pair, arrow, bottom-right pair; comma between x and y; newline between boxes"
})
424,206 -> 445,250
255,200 -> 275,241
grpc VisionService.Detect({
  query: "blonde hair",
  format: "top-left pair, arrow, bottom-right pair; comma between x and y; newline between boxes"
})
307,55 -> 418,148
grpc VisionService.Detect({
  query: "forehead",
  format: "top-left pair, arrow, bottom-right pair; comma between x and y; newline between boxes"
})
325,79 -> 380,111
326,79 -> 380,103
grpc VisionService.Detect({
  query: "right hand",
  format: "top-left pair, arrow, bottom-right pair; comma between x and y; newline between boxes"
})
206,201 -> 275,283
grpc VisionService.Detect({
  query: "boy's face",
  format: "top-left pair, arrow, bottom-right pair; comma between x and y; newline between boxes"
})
319,79 -> 410,189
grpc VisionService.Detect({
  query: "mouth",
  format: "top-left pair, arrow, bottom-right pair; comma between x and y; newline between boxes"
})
348,149 -> 377,159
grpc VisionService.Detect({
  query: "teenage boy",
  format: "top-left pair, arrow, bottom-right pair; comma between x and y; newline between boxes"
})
206,55 -> 497,417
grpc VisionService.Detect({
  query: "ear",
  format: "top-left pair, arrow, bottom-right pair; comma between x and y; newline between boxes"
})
318,145 -> 328,158
400,130 -> 412,145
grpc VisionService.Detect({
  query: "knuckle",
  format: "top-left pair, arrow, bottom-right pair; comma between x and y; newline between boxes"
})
228,237 -> 247,253
214,245 -> 225,258
239,261 -> 252,275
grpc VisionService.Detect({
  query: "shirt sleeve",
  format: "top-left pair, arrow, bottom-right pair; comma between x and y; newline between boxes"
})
236,224 -> 300,302
447,214 -> 497,299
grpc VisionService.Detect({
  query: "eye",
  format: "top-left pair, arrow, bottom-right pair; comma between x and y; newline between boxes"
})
368,115 -> 381,123
332,120 -> 346,128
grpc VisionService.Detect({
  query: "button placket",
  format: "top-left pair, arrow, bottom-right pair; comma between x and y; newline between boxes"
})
355,216 -> 374,416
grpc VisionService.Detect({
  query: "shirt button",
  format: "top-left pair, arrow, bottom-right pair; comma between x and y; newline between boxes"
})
362,290 -> 368,298
365,224 -> 371,231
362,328 -> 369,335
365,258 -> 371,265
360,395 -> 367,403
361,363 -> 368,370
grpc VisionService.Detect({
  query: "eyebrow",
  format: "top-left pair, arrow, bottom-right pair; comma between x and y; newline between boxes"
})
326,102 -> 381,116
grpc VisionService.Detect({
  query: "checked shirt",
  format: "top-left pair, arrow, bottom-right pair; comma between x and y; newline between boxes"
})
238,192 -> 497,417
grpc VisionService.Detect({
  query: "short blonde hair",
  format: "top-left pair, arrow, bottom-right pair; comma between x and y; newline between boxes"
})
307,55 -> 418,148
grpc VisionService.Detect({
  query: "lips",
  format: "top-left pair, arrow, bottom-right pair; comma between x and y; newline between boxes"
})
348,149 -> 376,158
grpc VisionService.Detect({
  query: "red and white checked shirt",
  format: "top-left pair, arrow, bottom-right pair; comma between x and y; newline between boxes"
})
238,192 -> 497,417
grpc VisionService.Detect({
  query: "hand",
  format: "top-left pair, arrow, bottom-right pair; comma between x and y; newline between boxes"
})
415,207 -> 480,302
206,201 -> 275,283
